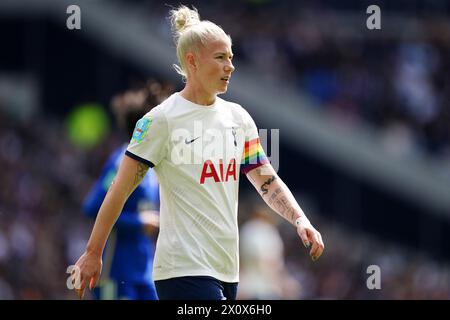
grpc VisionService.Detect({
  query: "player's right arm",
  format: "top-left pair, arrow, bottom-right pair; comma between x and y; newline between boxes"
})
83,153 -> 157,234
72,155 -> 149,299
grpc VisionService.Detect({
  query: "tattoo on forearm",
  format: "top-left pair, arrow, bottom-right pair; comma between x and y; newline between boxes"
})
260,176 -> 277,195
268,188 -> 282,205
274,195 -> 289,215
257,173 -> 298,223
134,163 -> 149,186
268,188 -> 297,223
287,207 -> 296,222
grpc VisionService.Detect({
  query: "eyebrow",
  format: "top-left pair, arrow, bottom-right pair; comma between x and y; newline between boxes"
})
214,52 -> 233,58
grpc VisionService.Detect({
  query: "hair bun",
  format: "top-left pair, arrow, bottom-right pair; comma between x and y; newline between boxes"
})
170,5 -> 200,34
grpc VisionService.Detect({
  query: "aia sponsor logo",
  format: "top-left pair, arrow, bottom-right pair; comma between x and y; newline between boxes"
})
200,158 -> 236,184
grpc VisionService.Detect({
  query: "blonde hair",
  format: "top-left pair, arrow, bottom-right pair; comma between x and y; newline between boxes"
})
169,5 -> 231,79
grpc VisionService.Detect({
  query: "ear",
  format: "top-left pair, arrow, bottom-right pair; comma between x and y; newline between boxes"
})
186,52 -> 197,71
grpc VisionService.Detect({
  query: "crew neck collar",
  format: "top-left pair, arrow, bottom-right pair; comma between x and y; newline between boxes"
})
176,92 -> 218,109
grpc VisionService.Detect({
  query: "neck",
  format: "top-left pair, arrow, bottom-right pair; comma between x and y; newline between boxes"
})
180,82 -> 216,106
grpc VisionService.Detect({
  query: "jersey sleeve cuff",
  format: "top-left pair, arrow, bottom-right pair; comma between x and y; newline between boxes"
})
125,150 -> 155,168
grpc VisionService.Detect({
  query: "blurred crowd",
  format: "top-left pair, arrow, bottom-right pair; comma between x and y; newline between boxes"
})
240,3 -> 447,164
0,107 -> 120,299
0,105 -> 448,299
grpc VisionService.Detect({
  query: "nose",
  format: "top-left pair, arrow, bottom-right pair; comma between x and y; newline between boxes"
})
225,61 -> 235,73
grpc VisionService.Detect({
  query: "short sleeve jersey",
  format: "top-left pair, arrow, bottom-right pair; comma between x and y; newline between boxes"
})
126,92 -> 268,282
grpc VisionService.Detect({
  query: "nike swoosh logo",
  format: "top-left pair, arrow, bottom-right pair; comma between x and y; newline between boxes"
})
185,136 -> 200,144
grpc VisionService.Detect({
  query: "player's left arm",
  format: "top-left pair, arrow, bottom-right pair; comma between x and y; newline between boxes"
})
246,163 -> 324,261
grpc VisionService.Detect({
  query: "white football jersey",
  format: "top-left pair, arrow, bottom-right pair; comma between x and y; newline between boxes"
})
126,92 -> 268,282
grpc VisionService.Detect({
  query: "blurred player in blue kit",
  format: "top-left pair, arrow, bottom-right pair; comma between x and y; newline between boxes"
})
83,80 -> 172,299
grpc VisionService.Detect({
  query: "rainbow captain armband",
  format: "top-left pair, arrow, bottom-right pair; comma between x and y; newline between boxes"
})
240,138 -> 270,174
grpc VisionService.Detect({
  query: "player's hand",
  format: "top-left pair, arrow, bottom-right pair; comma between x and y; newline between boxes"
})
72,251 -> 102,299
296,216 -> 324,261
139,210 -> 159,236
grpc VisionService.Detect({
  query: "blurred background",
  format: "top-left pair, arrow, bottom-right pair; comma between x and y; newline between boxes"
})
1,0 -> 449,299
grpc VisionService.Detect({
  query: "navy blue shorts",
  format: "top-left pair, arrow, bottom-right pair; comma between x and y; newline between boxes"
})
155,276 -> 238,300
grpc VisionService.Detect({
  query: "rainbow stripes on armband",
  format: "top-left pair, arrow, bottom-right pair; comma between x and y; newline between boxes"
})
240,137 -> 270,174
